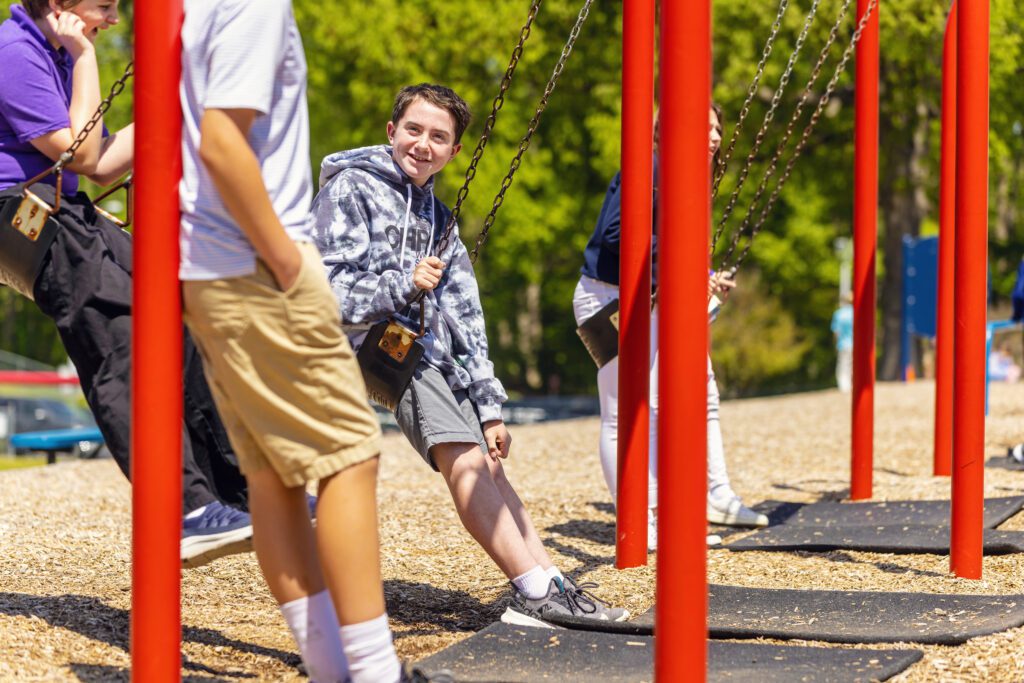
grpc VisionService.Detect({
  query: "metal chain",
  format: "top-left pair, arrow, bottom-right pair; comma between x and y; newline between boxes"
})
432,0 -> 543,258
711,0 -> 791,200
723,0 -> 879,273
465,0 -> 593,263
433,0 -> 593,263
717,0 -> 852,266
55,61 -> 134,173
710,0 -> 824,256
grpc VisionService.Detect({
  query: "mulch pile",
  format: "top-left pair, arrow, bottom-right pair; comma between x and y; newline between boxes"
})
1,381 -> 1022,681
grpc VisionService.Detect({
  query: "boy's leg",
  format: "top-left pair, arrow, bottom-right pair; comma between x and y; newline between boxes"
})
484,456 -> 554,569
433,442 -> 540,579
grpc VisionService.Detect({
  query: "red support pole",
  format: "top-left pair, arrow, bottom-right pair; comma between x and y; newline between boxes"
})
616,0 -> 656,570
934,2 -> 957,478
657,0 -> 710,679
132,2 -> 184,679
851,0 -> 879,501
950,0 -> 988,580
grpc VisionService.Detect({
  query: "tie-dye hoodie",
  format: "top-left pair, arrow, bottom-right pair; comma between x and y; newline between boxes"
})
311,144 -> 507,422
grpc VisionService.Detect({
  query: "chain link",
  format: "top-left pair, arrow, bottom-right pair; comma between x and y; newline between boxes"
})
465,0 -> 593,263
56,61 -> 134,172
711,0 -> 790,200
717,0 -> 851,266
432,1 -> 543,259
710,0 -> 824,257
722,0 -> 879,273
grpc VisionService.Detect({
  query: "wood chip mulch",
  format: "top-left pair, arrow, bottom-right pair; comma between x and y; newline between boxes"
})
1,381 -> 1022,681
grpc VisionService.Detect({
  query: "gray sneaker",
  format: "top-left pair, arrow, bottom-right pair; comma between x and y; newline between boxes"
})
563,577 -> 630,622
501,577 -> 629,629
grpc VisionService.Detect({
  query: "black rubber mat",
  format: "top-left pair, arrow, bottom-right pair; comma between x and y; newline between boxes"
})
413,622 -> 923,682
585,586 -> 1024,644
540,585 -> 1024,644
725,524 -> 1024,554
758,496 -> 1024,528
987,456 -> 1024,472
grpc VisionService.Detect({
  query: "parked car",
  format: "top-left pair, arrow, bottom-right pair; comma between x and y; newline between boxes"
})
0,396 -> 106,458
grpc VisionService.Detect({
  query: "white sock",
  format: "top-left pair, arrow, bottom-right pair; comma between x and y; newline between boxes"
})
339,612 -> 401,683
544,566 -> 565,586
512,565 -> 551,600
280,591 -> 348,683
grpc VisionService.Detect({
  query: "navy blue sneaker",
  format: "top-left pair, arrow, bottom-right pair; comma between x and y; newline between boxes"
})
181,501 -> 253,568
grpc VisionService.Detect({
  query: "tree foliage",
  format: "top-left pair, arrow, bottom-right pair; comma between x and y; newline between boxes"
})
3,0 -> 1023,396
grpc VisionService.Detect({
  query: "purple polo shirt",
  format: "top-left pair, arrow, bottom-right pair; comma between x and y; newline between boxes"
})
0,4 -> 77,194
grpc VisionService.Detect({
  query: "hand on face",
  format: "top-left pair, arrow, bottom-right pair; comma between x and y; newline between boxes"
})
46,10 -> 93,58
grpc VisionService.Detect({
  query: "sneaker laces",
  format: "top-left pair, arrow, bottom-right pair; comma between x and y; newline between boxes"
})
561,579 -> 602,616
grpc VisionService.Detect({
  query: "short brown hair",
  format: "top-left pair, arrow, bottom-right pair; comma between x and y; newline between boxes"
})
22,0 -> 82,19
391,84 -> 471,144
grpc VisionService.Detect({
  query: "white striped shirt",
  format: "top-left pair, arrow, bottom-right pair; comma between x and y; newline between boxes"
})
178,0 -> 314,280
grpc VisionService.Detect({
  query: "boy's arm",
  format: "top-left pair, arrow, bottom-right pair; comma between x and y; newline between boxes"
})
436,237 -> 507,423
313,174 -> 421,324
198,107 -> 302,290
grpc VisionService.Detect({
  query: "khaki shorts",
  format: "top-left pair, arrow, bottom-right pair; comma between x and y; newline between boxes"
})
183,242 -> 381,487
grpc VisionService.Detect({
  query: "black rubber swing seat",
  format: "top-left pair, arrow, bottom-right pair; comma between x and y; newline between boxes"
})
412,622 -> 923,683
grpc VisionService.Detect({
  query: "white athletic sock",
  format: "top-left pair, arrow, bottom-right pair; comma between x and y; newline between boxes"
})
280,591 -> 348,683
339,612 -> 401,683
512,565 -> 551,600
544,566 -> 565,586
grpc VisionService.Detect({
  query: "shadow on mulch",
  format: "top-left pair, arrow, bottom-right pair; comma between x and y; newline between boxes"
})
823,551 -> 950,578
546,518 -> 615,546
69,662 -> 249,682
0,593 -> 297,672
384,580 -> 504,634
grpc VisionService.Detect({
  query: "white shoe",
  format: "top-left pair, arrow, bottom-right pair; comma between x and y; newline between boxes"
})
1010,443 -> 1024,464
707,497 -> 769,528
707,533 -> 723,546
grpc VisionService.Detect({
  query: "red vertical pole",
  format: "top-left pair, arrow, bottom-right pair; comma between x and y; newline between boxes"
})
934,2 -> 957,478
132,1 -> 184,680
851,0 -> 879,501
657,0 -> 710,679
950,0 -> 988,580
616,0 -> 656,569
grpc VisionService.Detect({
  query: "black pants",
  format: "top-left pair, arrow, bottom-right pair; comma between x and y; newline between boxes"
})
15,187 -> 248,513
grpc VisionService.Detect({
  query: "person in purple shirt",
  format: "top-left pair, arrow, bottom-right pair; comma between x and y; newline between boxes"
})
0,1 -> 258,568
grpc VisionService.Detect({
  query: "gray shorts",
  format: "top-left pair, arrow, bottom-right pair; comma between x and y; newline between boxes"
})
394,364 -> 488,471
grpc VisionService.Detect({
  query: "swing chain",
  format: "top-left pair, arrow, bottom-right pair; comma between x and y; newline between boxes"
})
724,0 -> 879,273
718,0 -> 852,267
435,0 -> 543,258
56,61 -> 135,174
466,0 -> 594,263
711,0 -> 824,258
711,0 -> 790,200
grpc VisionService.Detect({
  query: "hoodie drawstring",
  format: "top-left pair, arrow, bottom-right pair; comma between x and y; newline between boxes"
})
399,184 -> 413,270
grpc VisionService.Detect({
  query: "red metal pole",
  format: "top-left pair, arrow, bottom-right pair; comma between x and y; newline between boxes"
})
851,0 -> 879,501
950,0 -> 988,580
934,2 -> 957,478
616,0 -> 656,570
657,0 -> 710,679
132,1 -> 184,679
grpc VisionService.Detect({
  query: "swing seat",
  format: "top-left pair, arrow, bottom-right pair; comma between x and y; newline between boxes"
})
0,184 -> 64,300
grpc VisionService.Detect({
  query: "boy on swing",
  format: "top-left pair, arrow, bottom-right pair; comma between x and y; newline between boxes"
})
312,83 -> 626,628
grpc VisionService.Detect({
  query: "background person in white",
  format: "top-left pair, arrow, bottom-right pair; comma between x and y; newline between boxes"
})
179,1 -> 401,681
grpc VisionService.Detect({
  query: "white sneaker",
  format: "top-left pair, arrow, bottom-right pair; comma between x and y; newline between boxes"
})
707,497 -> 769,528
646,516 -> 723,550
1010,443 -> 1024,464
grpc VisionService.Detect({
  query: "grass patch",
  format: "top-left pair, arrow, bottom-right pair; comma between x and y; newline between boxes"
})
0,455 -> 48,471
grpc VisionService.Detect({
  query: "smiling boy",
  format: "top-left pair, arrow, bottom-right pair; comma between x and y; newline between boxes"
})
311,83 -> 627,628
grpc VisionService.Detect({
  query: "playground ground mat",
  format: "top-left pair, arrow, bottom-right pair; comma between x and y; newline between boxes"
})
1,381 -> 1023,680
725,524 -> 1024,555
541,584 -> 1024,645
988,455 -> 1024,472
413,622 -> 924,683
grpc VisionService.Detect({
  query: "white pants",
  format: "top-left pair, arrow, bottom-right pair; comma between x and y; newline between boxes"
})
572,275 -> 735,510
836,348 -> 853,393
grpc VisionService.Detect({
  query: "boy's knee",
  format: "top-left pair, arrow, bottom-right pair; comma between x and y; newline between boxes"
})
433,442 -> 487,478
